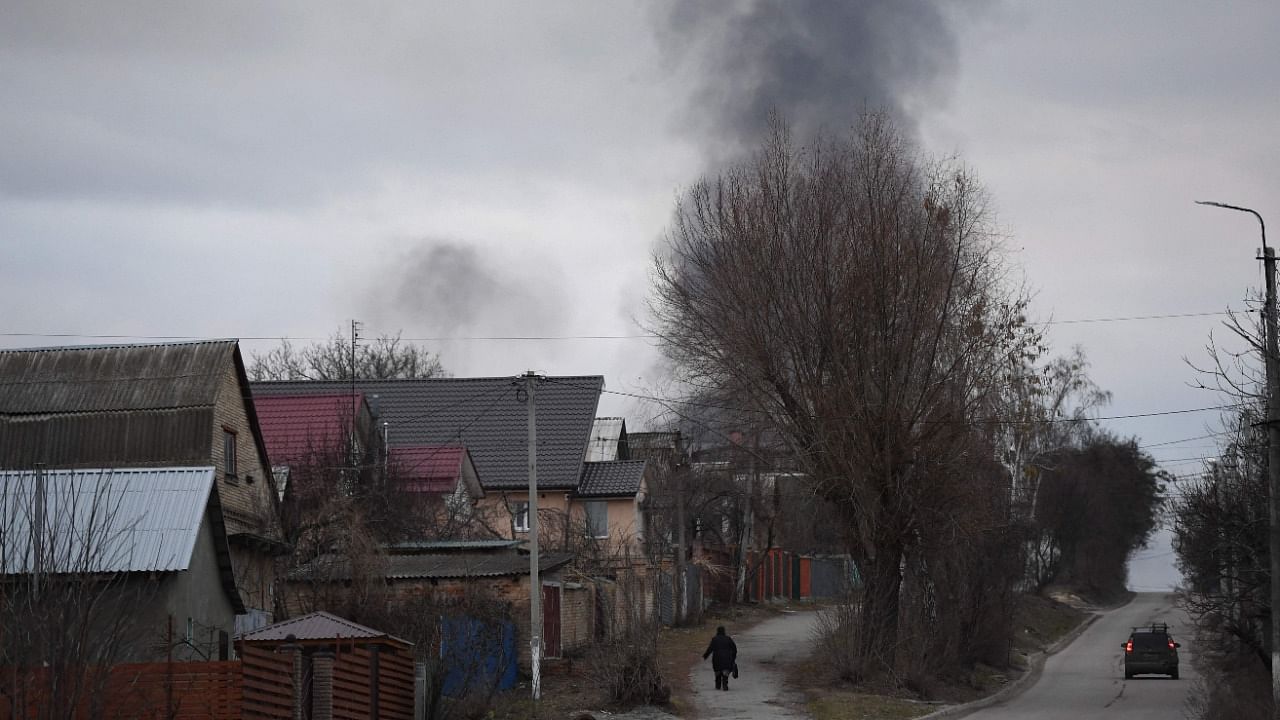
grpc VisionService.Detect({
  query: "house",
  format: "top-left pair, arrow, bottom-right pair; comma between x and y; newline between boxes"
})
253,392 -> 378,502
285,540 -> 575,666
0,466 -> 243,662
0,340 -> 286,632
250,376 -> 615,545
391,445 -> 485,521
254,392 -> 486,537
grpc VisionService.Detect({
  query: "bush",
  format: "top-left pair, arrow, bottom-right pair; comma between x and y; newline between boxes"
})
587,618 -> 671,706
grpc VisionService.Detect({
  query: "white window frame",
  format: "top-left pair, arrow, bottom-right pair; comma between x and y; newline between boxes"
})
223,428 -> 238,481
584,500 -> 609,539
512,501 -> 530,533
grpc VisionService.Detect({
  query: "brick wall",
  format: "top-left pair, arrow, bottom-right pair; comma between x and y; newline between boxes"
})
210,363 -> 282,618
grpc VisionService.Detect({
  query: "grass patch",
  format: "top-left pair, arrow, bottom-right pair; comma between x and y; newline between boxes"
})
1013,593 -> 1087,654
808,691 -> 937,720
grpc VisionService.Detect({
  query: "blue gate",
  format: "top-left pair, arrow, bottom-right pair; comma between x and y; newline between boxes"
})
440,617 -> 517,695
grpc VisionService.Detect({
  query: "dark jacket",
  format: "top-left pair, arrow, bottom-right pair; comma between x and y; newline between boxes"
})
703,633 -> 737,672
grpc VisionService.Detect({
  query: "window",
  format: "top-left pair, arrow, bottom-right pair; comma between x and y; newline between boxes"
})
585,501 -> 608,539
223,429 -> 238,481
512,502 -> 530,533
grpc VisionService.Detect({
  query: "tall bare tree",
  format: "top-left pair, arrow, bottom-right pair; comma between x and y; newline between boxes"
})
650,113 -> 1035,678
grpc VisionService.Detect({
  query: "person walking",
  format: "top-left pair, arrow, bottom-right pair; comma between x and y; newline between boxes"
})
702,625 -> 738,691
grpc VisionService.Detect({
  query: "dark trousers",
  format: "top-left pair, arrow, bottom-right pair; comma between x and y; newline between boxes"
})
714,669 -> 730,690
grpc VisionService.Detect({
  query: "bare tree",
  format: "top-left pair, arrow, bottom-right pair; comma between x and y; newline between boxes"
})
0,469 -> 157,720
249,329 -> 446,381
649,113 -> 1035,679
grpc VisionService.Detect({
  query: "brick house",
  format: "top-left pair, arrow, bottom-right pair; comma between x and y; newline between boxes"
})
0,341 -> 286,632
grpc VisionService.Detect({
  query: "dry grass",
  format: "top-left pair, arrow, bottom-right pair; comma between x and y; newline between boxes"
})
1013,593 -> 1087,654
486,661 -> 610,720
808,692 -> 938,720
789,592 -> 1088,717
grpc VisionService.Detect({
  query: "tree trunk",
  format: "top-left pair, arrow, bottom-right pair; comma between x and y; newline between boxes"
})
858,540 -> 904,677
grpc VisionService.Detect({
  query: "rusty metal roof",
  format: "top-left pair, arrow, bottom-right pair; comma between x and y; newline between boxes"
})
0,340 -> 235,414
291,550 -> 572,581
238,610 -> 410,646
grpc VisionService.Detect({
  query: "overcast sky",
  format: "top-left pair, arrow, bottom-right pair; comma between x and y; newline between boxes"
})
3,2 -> 1277,589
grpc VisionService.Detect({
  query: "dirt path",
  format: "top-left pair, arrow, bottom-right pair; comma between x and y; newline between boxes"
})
687,610 -> 819,720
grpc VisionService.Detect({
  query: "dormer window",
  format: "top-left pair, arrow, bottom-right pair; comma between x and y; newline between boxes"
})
223,428 -> 238,482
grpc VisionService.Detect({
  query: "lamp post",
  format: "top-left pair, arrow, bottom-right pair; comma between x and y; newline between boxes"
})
1196,200 -> 1279,717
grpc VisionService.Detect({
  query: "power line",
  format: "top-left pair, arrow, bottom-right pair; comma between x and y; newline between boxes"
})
0,309 -> 1241,344
541,377 -> 1245,426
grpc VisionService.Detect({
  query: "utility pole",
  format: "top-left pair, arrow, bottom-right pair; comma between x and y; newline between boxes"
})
1197,200 -> 1279,717
523,371 -> 543,704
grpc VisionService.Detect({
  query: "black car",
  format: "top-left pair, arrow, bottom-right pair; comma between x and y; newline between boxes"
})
1123,623 -> 1180,679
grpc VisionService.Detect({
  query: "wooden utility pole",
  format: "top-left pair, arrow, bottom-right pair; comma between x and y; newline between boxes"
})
1197,200 -> 1279,717
523,371 -> 542,703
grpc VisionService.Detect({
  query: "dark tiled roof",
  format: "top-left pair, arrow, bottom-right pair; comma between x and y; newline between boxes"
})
576,460 -> 646,498
238,610 -> 408,645
293,551 -> 572,580
252,376 -> 603,490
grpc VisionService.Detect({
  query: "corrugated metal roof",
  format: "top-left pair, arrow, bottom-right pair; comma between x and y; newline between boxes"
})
585,417 -> 625,462
238,610 -> 409,645
0,341 -> 234,415
254,393 -> 362,465
576,460 -> 646,497
252,376 -> 603,490
292,551 -> 573,581
387,539 -> 523,552
0,467 -> 216,574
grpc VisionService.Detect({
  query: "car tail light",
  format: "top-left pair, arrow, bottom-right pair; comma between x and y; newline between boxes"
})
1168,641 -> 1176,650
1125,640 -> 1133,653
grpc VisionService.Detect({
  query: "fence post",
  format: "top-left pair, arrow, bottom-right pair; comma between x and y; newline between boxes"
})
277,638 -> 305,720
311,650 -> 335,720
414,660 -> 427,720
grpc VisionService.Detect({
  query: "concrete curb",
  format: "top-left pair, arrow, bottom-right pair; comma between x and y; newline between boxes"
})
916,600 -> 1121,720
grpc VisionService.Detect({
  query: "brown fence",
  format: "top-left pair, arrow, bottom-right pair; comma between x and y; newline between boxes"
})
240,645 -> 294,719
331,645 -> 414,720
3,646 -> 415,720
238,639 -> 416,720
1,661 -> 242,720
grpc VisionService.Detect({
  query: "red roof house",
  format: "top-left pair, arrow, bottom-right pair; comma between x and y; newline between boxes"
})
391,445 -> 484,500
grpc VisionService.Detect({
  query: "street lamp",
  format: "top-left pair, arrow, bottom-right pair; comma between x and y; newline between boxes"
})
1196,200 -> 1279,717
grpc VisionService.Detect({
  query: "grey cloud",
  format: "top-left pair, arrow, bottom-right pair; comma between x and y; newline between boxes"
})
0,3 -> 669,208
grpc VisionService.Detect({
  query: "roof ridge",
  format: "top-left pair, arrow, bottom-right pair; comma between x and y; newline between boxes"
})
0,339 -> 236,354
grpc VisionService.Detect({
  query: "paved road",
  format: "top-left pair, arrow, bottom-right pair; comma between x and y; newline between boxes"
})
965,592 -> 1195,720
688,610 -> 819,720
